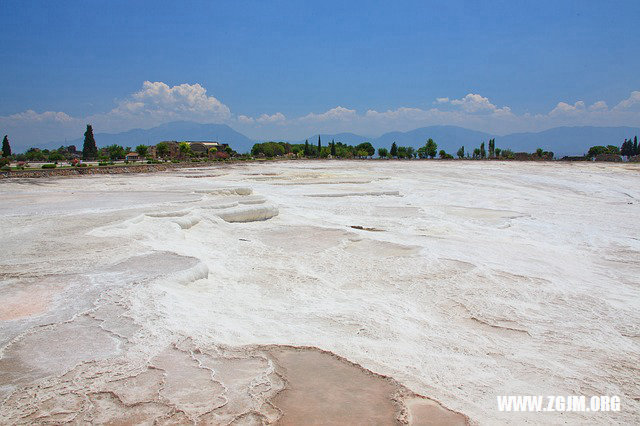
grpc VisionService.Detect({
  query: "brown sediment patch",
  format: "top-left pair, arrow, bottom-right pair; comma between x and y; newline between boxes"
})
0,340 -> 469,425
0,315 -> 122,395
404,396 -> 468,426
0,284 -> 60,320
264,345 -> 469,425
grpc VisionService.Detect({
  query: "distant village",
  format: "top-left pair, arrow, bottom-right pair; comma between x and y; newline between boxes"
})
1,124 -> 236,170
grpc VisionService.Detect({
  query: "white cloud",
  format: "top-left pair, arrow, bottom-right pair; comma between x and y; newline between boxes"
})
104,81 -> 231,127
231,91 -> 640,140
299,106 -> 357,122
0,110 -> 82,150
7,109 -> 74,123
613,90 -> 640,111
438,93 -> 513,115
256,112 -> 286,123
589,101 -> 608,111
549,101 -> 586,116
237,115 -> 254,124
3,83 -> 640,149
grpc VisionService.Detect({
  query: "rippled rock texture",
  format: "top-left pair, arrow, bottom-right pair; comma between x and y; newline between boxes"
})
0,160 -> 639,424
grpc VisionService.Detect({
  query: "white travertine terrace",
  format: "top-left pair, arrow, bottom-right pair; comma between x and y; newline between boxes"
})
0,160 -> 639,424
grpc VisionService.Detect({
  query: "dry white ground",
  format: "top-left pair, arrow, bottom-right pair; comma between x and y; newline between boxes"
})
0,160 -> 638,425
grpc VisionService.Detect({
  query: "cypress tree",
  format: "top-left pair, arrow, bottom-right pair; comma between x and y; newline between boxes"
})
634,136 -> 639,156
82,124 -> 98,160
2,135 -> 10,157
331,139 -> 336,156
480,142 -> 486,159
317,135 -> 321,156
390,142 -> 398,157
621,139 -> 630,157
304,139 -> 310,156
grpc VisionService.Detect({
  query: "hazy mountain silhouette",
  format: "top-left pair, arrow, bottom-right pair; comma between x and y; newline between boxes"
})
306,125 -> 640,157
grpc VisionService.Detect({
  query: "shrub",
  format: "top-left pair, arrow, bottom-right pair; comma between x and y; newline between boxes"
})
77,163 -> 88,167
1,165 -> 10,171
98,161 -> 113,166
0,158 -> 10,167
42,163 -> 57,169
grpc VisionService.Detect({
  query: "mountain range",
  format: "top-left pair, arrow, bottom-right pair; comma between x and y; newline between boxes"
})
43,121 -> 640,157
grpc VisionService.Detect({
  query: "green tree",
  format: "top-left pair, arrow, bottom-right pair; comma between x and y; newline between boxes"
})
2,135 -> 11,157
501,149 -> 514,159
406,146 -> 416,159
378,147 -> 388,158
317,135 -> 321,157
425,138 -> 437,158
82,125 -> 98,160
331,139 -> 336,156
251,143 -> 264,156
272,144 -> 284,156
105,144 -> 125,160
473,148 -> 481,159
495,148 -> 502,158
304,140 -> 310,156
417,146 -> 427,159
397,146 -> 407,159
621,139 -> 633,157
49,151 -> 64,163
390,142 -> 398,157
136,144 -> 149,158
156,142 -> 169,158
587,146 -> 608,158
480,142 -> 486,159
356,142 -> 375,157
488,138 -> 495,158
456,146 -> 465,159
178,142 -> 191,158
439,149 -> 447,159
606,145 -> 620,154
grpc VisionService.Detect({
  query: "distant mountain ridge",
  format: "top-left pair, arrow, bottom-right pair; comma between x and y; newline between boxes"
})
305,125 -> 640,157
42,121 -> 640,157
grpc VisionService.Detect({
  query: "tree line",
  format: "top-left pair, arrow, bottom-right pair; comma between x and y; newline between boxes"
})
620,136 -> 639,157
3,126 -> 640,169
252,136 -> 521,160
251,136 -> 376,159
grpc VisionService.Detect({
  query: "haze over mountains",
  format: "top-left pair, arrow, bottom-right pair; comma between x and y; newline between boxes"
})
43,121 -> 640,157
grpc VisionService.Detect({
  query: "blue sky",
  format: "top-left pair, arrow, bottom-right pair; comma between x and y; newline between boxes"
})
2,0 -> 640,147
